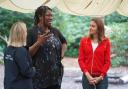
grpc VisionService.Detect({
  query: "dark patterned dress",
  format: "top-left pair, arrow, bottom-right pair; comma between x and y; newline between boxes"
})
27,26 -> 67,89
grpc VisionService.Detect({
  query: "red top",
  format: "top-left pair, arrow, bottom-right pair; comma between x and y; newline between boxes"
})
78,37 -> 111,77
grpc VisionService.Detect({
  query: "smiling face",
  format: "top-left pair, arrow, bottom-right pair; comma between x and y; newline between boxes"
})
89,18 -> 105,41
89,21 -> 98,36
44,10 -> 53,27
39,9 -> 53,28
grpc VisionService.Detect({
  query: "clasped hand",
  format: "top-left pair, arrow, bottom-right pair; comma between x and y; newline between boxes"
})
88,76 -> 103,85
86,72 -> 103,86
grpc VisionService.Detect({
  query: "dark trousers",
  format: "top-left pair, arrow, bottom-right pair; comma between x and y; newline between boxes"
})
42,84 -> 61,89
82,74 -> 108,89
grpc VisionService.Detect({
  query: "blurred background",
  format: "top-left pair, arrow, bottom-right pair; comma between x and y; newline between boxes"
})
0,7 -> 128,67
0,0 -> 128,89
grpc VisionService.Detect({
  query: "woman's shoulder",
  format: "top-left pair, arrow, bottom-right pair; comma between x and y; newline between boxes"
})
50,27 -> 59,31
50,27 -> 63,37
13,47 -> 28,59
80,36 -> 89,41
16,47 -> 26,53
50,27 -> 60,34
5,46 -> 17,52
4,46 -> 26,57
102,37 -> 110,42
28,26 -> 38,34
102,37 -> 110,44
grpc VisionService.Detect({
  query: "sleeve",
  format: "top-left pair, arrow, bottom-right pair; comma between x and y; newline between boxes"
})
56,29 -> 67,44
15,48 -> 35,78
27,29 -> 35,47
101,39 -> 111,77
78,38 -> 88,74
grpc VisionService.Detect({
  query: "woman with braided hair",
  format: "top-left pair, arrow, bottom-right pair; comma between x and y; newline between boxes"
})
27,6 -> 67,89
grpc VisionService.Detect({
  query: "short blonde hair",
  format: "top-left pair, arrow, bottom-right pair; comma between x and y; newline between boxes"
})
8,21 -> 27,47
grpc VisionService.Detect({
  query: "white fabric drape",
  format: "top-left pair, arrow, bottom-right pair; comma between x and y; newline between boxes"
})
0,0 -> 57,13
10,0 -> 58,9
56,0 -> 122,17
45,0 -> 59,8
56,0 -> 93,16
0,0 -> 33,13
117,0 -> 128,16
0,0 -> 5,4
10,0 -> 45,10
0,0 -> 128,16
0,0 -> 4,2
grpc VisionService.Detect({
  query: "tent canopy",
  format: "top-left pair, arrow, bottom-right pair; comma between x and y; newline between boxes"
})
0,0 -> 128,16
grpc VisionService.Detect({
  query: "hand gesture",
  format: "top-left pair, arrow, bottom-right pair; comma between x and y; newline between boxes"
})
36,32 -> 51,46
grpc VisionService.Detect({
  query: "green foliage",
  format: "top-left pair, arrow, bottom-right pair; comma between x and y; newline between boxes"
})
53,8 -> 90,57
0,7 -> 34,51
111,56 -> 126,67
105,12 -> 128,25
105,12 -> 128,67
109,22 -> 128,67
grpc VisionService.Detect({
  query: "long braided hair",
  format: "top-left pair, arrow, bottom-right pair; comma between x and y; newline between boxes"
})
34,6 -> 52,25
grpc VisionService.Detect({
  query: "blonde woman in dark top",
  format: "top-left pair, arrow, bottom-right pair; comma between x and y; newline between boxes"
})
4,21 -> 35,89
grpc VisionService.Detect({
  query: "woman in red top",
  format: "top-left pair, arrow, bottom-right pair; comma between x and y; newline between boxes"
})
78,18 -> 110,89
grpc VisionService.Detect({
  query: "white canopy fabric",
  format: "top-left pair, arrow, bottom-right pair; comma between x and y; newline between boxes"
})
10,0 -> 45,10
10,0 -> 58,9
0,0 -> 5,4
0,0 -> 33,13
0,0 -> 58,13
117,0 -> 128,16
57,0 -> 122,17
0,0 -> 128,16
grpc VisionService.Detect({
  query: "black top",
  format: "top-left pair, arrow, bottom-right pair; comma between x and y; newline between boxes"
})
4,46 -> 35,89
27,26 -> 67,88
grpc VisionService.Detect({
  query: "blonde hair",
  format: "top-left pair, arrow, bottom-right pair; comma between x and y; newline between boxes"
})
8,21 -> 27,47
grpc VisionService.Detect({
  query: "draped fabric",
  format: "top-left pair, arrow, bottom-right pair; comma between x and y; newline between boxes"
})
0,0 -> 5,4
0,0 -> 33,13
0,0 -> 57,13
117,0 -> 128,16
57,0 -> 122,17
0,0 -> 128,16
9,0 -> 45,10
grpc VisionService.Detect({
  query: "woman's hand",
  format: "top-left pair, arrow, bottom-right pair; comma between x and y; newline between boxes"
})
29,32 -> 51,56
94,76 -> 103,84
85,72 -> 96,85
37,32 -> 51,46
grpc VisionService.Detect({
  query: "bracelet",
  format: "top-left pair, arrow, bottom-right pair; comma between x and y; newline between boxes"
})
35,42 -> 40,48
61,56 -> 64,59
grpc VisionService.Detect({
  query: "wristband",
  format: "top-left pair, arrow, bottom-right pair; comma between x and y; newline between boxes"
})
61,56 -> 64,59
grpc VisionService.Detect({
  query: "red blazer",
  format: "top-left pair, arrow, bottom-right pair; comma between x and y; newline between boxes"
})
78,37 -> 111,77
